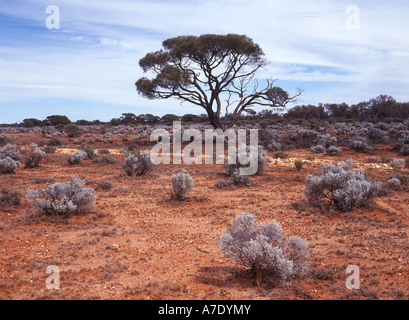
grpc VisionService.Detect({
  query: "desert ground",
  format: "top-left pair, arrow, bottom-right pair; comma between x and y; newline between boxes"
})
0,124 -> 408,300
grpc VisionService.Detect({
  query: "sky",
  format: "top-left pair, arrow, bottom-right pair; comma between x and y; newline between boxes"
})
0,0 -> 408,124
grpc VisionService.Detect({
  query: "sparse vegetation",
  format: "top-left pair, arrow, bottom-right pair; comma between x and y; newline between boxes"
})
220,212 -> 309,285
0,187 -> 21,209
123,150 -> 152,176
26,176 -> 96,216
294,160 -> 304,171
304,160 -> 382,211
25,150 -> 46,168
67,150 -> 88,165
171,170 -> 194,201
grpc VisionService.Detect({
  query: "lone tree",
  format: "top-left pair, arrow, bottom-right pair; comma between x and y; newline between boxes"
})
135,34 -> 302,129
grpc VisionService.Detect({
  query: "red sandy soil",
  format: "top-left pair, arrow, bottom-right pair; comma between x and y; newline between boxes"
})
0,131 -> 408,300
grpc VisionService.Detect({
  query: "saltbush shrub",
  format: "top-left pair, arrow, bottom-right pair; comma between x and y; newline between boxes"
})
294,160 -> 304,171
230,169 -> 251,186
225,146 -> 268,176
304,160 -> 382,211
0,188 -> 21,208
67,150 -> 88,165
47,138 -> 62,146
220,212 -> 309,284
0,157 -> 20,173
390,159 -> 405,170
64,124 -> 82,137
311,145 -> 325,154
0,144 -> 22,161
81,146 -> 96,159
387,177 -> 401,189
314,133 -> 337,148
26,176 -> 95,216
171,170 -> 193,201
25,150 -> 46,168
123,150 -> 152,176
348,136 -> 372,153
326,146 -> 341,156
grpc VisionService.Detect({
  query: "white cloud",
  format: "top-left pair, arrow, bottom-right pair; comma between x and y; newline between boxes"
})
0,0 -> 408,122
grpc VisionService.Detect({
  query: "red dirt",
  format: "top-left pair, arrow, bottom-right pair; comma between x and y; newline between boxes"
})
0,131 -> 408,300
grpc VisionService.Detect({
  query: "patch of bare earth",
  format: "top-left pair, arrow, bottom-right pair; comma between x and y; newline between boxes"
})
0,132 -> 408,300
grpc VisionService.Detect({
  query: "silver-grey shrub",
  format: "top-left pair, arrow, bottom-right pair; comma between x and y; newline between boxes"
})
314,133 -> 337,148
123,150 -> 152,176
0,144 -> 22,161
25,150 -> 46,168
326,146 -> 341,156
220,212 -> 309,284
26,176 -> 95,216
311,145 -> 325,154
225,145 -> 268,176
387,177 -> 401,189
390,159 -> 405,170
171,170 -> 193,201
0,156 -> 20,173
67,150 -> 88,165
304,160 -> 382,211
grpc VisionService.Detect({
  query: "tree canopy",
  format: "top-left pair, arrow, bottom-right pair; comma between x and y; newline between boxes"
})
135,34 -> 302,129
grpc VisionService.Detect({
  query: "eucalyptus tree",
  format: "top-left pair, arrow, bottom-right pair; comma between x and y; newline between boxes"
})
136,34 -> 302,129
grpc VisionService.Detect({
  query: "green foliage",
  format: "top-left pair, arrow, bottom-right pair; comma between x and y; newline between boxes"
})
45,115 -> 71,126
136,33 -> 300,129
22,118 -> 44,127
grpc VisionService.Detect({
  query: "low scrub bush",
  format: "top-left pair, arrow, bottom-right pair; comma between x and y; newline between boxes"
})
67,150 -> 88,165
311,145 -> 325,154
25,150 -> 46,168
47,138 -> 62,146
0,135 -> 11,147
26,176 -> 96,216
0,188 -> 21,208
220,212 -> 309,285
64,124 -> 82,137
294,160 -> 304,171
123,150 -> 152,176
41,146 -> 56,153
81,146 -> 96,159
389,173 -> 409,185
390,159 -> 405,170
396,131 -> 409,155
348,137 -> 373,153
326,146 -> 341,156
98,148 -> 110,155
0,157 -> 20,173
93,155 -> 117,164
304,160 -> 382,211
230,169 -> 251,186
171,170 -> 193,201
0,144 -> 22,161
387,177 -> 401,189
225,146 -> 268,176
273,151 -> 289,159
368,127 -> 387,142
96,181 -> 114,191
314,133 -> 337,148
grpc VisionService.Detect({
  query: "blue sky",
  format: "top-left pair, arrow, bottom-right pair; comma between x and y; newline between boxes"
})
0,0 -> 408,123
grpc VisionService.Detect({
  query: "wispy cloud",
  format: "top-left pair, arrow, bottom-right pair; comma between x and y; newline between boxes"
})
0,0 -> 408,122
